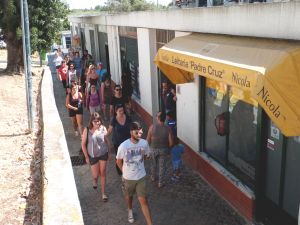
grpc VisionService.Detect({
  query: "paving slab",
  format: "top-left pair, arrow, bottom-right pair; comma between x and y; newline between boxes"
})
51,70 -> 249,225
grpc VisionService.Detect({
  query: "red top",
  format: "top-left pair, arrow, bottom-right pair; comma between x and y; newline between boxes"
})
58,66 -> 69,80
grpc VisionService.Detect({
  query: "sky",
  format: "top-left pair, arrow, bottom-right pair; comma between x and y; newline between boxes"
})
66,0 -> 171,9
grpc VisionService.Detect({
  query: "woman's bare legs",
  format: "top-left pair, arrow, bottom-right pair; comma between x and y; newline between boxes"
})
99,160 -> 107,196
71,116 -> 78,132
76,114 -> 83,136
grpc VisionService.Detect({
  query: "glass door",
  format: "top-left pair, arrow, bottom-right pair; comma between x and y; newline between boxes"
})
257,117 -> 298,225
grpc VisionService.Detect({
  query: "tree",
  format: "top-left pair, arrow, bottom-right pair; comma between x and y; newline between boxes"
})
95,5 -> 101,10
0,0 -> 69,74
104,0 -> 157,12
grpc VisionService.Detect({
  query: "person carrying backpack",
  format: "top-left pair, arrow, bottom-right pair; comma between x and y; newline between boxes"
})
86,83 -> 104,115
106,104 -> 132,175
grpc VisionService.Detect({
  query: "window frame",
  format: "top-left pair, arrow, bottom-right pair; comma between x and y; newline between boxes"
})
199,76 -> 262,191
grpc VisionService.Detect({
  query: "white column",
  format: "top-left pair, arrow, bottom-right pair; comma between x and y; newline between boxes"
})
175,31 -> 199,152
84,25 -> 91,54
107,25 -> 121,84
137,28 -> 157,118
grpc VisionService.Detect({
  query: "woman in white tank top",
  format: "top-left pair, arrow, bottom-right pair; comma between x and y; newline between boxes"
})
66,62 -> 80,86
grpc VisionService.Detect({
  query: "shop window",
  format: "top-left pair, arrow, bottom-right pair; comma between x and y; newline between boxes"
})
204,78 -> 257,186
282,136 -> 300,220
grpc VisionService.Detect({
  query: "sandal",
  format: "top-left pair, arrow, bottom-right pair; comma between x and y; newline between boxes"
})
75,131 -> 79,136
158,182 -> 165,188
102,195 -> 108,202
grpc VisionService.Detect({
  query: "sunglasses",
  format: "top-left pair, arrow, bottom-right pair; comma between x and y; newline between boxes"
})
133,131 -> 143,135
92,120 -> 100,124
70,66 -> 74,68
116,89 -> 122,91
91,68 -> 95,70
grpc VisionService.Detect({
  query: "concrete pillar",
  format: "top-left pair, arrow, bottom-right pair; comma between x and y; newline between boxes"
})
107,25 -> 121,84
137,28 -> 157,118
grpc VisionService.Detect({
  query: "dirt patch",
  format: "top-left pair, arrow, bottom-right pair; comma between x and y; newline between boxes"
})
0,65 -> 44,225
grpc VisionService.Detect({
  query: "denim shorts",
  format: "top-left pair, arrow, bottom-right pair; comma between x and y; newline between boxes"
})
172,159 -> 182,170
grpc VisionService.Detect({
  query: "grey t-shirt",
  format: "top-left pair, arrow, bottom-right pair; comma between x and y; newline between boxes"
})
87,128 -> 108,158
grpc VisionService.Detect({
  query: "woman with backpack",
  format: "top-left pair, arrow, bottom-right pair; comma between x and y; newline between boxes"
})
81,112 -> 112,202
86,83 -> 104,115
106,104 -> 132,175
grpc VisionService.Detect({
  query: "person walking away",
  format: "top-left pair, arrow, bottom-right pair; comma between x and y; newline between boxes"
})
166,111 -> 177,137
121,67 -> 134,114
58,46 -> 64,59
106,104 -> 132,175
101,72 -> 114,121
66,62 -> 80,90
86,83 -> 104,115
53,52 -> 63,79
170,137 -> 185,181
86,64 -> 101,94
84,54 -> 95,70
116,121 -> 152,225
146,111 -> 173,188
81,112 -> 113,201
109,85 -> 130,119
81,68 -> 88,105
96,62 -> 107,83
58,60 -> 69,95
73,52 -> 83,77
162,80 -> 177,124
66,84 -> 83,137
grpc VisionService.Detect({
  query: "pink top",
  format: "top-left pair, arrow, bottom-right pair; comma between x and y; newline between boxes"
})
86,91 -> 103,109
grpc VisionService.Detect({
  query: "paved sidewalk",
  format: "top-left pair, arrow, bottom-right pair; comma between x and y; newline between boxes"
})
51,70 -> 248,225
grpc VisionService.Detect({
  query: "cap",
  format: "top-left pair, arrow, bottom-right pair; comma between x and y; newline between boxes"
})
98,62 -> 103,65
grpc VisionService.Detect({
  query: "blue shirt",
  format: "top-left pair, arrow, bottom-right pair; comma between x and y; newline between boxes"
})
164,87 -> 176,111
167,119 -> 177,137
109,116 -> 132,145
96,68 -> 107,83
170,146 -> 184,161
73,57 -> 82,69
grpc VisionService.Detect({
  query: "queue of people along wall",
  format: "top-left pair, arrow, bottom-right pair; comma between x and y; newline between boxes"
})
68,2 -> 300,224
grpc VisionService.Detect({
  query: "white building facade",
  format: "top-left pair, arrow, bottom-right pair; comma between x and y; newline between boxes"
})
68,2 -> 300,224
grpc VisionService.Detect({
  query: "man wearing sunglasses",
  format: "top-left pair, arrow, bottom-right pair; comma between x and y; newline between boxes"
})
116,121 -> 152,225
110,84 -> 130,119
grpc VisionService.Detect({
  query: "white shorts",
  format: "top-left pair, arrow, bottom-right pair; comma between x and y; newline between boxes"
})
89,105 -> 101,113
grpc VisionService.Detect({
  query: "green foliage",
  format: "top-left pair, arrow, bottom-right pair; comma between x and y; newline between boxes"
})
95,5 -> 101,10
104,0 -> 172,12
0,0 -> 69,53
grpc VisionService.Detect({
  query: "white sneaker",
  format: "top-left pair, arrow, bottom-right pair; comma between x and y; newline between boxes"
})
128,209 -> 134,223
75,131 -> 79,136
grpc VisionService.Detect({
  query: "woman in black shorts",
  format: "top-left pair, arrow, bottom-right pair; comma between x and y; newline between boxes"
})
66,84 -> 83,137
81,112 -> 113,201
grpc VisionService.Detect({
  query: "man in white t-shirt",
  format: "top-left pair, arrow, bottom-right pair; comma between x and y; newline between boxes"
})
116,121 -> 152,225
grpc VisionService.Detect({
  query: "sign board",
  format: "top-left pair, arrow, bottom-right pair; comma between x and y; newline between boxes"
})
118,26 -> 137,39
267,139 -> 275,151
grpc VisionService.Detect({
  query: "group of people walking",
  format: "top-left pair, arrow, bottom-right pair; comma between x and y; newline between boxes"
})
54,47 -> 184,225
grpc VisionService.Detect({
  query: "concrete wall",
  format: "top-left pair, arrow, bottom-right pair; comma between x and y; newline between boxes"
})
69,1 -> 300,41
137,28 -> 157,117
107,25 -> 121,84
42,67 -> 84,225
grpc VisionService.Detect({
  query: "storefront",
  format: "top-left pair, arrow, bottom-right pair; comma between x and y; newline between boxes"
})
119,26 -> 140,99
154,33 -> 300,224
